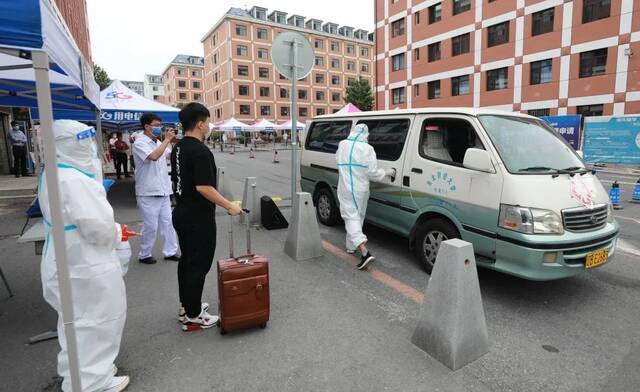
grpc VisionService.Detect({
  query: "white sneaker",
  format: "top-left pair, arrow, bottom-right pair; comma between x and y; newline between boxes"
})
184,309 -> 219,329
346,249 -> 356,254
112,365 -> 117,376
178,303 -> 209,324
103,376 -> 130,392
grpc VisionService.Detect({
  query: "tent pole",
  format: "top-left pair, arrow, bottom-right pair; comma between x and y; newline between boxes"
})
95,110 -> 105,171
33,50 -> 83,392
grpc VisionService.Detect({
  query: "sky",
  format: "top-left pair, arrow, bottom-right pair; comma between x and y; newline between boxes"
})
86,0 -> 374,82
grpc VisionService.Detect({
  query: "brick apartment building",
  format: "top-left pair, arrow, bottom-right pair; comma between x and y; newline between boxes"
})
375,0 -> 640,117
200,6 -> 375,124
162,54 -> 205,107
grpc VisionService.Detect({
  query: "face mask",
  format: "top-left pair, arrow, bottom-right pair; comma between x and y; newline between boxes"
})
151,126 -> 163,137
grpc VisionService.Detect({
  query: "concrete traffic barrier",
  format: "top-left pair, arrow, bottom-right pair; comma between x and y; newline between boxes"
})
241,177 -> 261,226
216,167 -> 234,202
609,181 -> 623,210
411,239 -> 489,371
284,192 -> 323,261
630,179 -> 640,204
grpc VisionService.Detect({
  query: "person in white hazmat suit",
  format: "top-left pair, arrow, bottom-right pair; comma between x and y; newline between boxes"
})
335,124 -> 395,270
38,120 -> 130,392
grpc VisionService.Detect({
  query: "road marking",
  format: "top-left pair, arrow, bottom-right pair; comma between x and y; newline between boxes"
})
322,240 -> 424,304
599,179 -> 638,186
615,215 -> 640,225
618,239 -> 640,258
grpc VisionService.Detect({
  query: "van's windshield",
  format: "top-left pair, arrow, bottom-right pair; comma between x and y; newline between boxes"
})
478,115 -> 584,174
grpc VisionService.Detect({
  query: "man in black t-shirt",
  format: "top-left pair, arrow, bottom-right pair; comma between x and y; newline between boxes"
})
171,102 -> 242,329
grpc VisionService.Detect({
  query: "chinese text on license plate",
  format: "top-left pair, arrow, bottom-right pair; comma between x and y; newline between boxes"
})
585,249 -> 609,269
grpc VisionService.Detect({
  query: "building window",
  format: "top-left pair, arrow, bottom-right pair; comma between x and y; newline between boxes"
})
453,0 -> 471,15
361,63 -> 370,73
177,68 -> 185,76
530,59 -> 553,85
152,86 -> 158,91
331,41 -> 340,51
279,73 -> 287,80
392,53 -> 405,71
258,48 -> 269,59
451,75 -> 470,96
214,73 -> 219,82
332,92 -> 341,102
216,108 -> 221,118
415,84 -> 420,96
257,28 -> 268,40
347,61 -> 355,71
392,87 -> 406,104
315,56 -> 325,66
298,89 -> 308,100
259,67 -> 269,78
452,33 -> 470,56
178,80 -> 186,88
316,91 -> 325,101
428,80 -> 441,99
315,39 -> 324,49
428,42 -> 441,62
415,11 -> 420,24
582,0 -> 611,24
239,105 -> 250,115
487,67 -> 508,91
259,86 -> 270,97
361,47 -> 369,57
488,21 -> 510,47
347,45 -> 355,54
279,88 -> 290,99
215,91 -> 220,101
315,73 -> 325,84
193,93 -> 202,101
191,70 -> 201,77
239,85 -> 249,96
280,106 -> 290,116
192,81 -> 201,89
261,105 -> 271,116
316,108 -> 326,116
429,3 -> 442,24
238,65 -> 249,76
414,48 -> 420,61
532,8 -> 554,36
236,25 -> 247,36
213,54 -> 218,64
579,48 -> 607,78
299,107 -> 308,117
237,45 -> 248,56
577,104 -> 604,117
348,77 -> 356,85
528,108 -> 550,117
179,92 -> 187,100
391,18 -> 405,37
212,35 -> 217,46
331,59 -> 340,68
332,75 -> 341,85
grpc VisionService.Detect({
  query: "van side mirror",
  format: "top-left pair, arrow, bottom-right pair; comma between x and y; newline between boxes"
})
463,148 -> 495,173
576,150 -> 584,158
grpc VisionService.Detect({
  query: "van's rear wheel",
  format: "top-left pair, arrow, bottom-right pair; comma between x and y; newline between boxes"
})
414,219 -> 460,273
314,187 -> 340,226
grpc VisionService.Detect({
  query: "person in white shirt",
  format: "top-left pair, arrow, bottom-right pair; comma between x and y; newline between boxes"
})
133,113 -> 179,264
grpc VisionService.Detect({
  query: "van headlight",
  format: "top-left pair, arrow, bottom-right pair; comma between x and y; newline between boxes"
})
499,205 -> 564,234
607,203 -> 615,223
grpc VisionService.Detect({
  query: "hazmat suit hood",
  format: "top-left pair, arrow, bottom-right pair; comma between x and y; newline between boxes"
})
53,120 -> 102,183
349,123 -> 370,143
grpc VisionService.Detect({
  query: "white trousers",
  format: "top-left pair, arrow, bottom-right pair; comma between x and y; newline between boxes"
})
343,197 -> 368,252
136,195 -> 179,259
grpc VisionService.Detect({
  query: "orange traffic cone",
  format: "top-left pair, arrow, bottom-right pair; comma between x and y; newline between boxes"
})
230,145 -> 235,155
273,150 -> 279,163
249,148 -> 255,158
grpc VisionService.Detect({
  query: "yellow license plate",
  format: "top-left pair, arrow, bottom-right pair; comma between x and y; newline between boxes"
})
585,249 -> 609,269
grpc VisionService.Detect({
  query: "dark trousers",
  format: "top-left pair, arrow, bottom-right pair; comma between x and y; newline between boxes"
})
114,152 -> 128,178
173,207 -> 217,318
12,145 -> 28,176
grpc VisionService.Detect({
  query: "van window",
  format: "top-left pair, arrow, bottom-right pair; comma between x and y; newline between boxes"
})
306,121 -> 352,153
419,118 -> 484,165
356,119 -> 410,161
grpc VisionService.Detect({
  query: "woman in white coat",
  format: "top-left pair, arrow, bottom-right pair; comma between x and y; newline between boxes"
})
38,120 -> 129,391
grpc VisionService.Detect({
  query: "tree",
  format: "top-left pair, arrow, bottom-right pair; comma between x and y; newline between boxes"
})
344,78 -> 374,111
173,103 -> 186,109
93,63 -> 111,90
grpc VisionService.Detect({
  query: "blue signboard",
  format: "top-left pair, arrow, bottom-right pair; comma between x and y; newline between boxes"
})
541,115 -> 582,149
582,116 -> 640,164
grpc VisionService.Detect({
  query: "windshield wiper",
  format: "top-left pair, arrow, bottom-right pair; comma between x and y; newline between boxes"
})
559,166 -> 590,176
518,166 -> 555,172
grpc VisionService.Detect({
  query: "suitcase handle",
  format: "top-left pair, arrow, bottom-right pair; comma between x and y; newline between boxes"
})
229,209 -> 251,259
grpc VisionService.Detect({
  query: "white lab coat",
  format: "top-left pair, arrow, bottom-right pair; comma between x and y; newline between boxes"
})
335,124 -> 387,251
39,120 -> 126,392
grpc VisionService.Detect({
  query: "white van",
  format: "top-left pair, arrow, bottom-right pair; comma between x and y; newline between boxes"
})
300,108 -> 619,280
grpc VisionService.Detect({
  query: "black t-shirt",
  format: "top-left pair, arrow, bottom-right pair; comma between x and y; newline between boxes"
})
171,136 -> 217,216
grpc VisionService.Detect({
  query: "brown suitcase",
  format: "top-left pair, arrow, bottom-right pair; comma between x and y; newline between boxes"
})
217,212 -> 269,334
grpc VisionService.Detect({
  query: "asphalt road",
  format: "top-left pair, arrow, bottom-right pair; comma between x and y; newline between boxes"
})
0,147 -> 639,391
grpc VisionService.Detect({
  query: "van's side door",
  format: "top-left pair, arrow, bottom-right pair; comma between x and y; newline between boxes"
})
355,116 -> 416,237
406,114 -> 503,259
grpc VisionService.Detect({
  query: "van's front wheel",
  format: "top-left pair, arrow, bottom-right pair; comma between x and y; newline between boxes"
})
314,187 -> 340,226
414,219 -> 460,273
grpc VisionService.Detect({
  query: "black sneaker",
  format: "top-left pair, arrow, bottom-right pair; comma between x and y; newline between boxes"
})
164,254 -> 181,262
357,252 -> 375,270
139,257 -> 157,264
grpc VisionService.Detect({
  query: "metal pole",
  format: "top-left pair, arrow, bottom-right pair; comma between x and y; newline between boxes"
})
95,110 -> 105,173
290,39 -> 299,203
32,51 -> 82,391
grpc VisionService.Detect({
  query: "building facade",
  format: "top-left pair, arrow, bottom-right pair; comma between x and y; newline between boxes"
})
375,0 -> 640,117
53,0 -> 92,61
122,80 -> 144,97
200,7 -> 375,124
144,74 -> 165,103
162,55 -> 205,107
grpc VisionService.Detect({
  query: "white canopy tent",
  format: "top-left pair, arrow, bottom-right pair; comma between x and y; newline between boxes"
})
250,118 -> 278,132
0,1 -> 101,390
216,117 -> 251,137
278,119 -> 306,130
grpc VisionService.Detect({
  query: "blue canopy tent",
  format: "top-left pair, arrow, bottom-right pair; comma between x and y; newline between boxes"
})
0,1 -> 101,389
